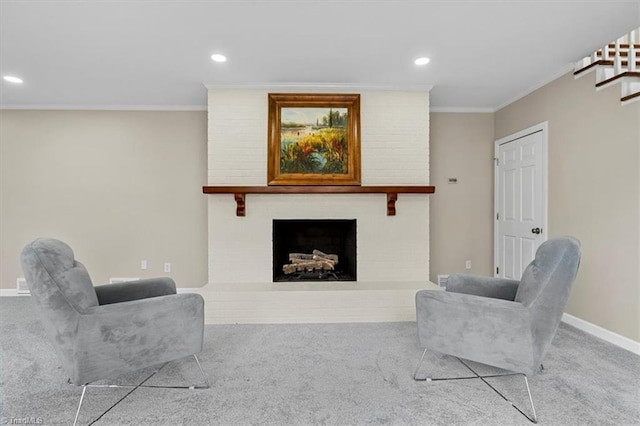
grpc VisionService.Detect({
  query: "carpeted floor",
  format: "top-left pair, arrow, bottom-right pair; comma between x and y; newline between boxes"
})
1,296 -> 638,425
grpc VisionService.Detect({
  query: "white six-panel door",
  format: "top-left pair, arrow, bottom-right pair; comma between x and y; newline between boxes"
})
495,123 -> 548,279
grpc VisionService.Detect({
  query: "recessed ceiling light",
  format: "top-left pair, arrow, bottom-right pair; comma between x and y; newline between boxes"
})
3,75 -> 23,84
211,54 -> 227,63
414,57 -> 430,66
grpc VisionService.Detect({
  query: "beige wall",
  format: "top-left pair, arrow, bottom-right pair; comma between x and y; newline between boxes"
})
429,112 -> 495,282
0,110 -> 208,289
495,72 -> 640,341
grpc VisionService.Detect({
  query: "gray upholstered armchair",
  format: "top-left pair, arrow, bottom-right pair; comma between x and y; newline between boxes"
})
20,238 -> 208,425
414,236 -> 581,423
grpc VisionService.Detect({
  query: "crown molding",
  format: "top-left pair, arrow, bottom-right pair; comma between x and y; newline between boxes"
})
430,106 -> 494,113
203,82 -> 433,92
0,104 -> 207,111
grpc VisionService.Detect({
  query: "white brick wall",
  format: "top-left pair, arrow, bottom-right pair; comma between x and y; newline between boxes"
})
360,91 -> 430,185
207,88 -> 430,285
208,90 -> 267,185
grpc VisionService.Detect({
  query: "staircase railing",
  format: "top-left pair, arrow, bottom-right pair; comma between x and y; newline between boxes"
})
574,28 -> 640,105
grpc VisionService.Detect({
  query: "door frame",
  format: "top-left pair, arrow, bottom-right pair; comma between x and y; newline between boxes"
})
494,121 -> 549,277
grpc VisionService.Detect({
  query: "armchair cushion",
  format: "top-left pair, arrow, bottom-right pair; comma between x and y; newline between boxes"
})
515,236 -> 581,307
22,238 -> 98,312
446,274 -> 520,301
94,277 -> 177,305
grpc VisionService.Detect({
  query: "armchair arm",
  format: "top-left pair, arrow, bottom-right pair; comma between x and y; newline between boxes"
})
94,277 -> 177,305
446,274 -> 520,301
71,292 -> 204,385
415,289 -> 536,375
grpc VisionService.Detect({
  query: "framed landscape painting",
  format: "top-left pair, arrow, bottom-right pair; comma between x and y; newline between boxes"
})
267,93 -> 361,185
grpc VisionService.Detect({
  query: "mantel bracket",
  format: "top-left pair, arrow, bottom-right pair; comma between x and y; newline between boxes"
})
234,193 -> 246,216
386,193 -> 398,216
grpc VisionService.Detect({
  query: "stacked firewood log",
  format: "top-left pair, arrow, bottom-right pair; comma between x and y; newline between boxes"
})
282,249 -> 339,274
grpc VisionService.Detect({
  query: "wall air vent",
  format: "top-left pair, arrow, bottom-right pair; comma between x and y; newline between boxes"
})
437,274 -> 449,288
17,277 -> 30,294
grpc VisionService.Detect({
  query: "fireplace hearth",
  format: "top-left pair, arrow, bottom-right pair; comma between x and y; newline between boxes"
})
272,219 -> 356,282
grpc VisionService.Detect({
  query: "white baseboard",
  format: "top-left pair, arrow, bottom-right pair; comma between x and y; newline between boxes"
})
176,288 -> 200,294
0,288 -> 199,296
0,289 -> 29,296
562,313 -> 640,355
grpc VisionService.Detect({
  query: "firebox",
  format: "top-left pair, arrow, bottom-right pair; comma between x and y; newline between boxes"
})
272,219 -> 357,282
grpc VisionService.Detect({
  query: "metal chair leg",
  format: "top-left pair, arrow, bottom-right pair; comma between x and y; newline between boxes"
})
412,347 -> 429,381
193,354 -> 210,389
523,375 -> 538,423
458,358 -> 538,423
69,353 -> 209,424
413,348 -> 539,423
73,385 -> 87,426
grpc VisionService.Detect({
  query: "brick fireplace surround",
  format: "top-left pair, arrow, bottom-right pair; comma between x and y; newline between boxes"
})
197,88 -> 436,324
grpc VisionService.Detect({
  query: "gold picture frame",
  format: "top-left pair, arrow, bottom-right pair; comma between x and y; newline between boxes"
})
267,93 -> 361,185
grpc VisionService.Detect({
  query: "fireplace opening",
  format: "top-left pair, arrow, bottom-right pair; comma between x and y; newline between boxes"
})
273,219 -> 356,282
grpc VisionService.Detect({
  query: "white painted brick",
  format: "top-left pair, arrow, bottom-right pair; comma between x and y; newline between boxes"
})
209,195 -> 429,284
207,89 -> 430,284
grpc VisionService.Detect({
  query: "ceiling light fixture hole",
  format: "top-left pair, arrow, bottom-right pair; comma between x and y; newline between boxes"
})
3,75 -> 23,84
211,54 -> 227,63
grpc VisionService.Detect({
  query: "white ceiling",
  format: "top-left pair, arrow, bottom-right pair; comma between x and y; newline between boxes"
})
1,1 -> 638,111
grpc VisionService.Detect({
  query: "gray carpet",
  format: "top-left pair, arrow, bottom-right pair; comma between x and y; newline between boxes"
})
1,297 -> 638,425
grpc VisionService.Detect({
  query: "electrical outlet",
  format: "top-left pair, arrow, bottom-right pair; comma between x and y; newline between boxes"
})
164,262 -> 171,273
465,260 -> 472,269
141,260 -> 147,270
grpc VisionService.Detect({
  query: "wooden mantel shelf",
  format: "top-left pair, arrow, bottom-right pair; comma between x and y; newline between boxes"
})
202,185 -> 435,216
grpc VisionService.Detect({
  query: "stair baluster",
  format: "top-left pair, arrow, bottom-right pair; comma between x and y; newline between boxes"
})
601,44 -> 609,62
629,30 -> 637,72
613,39 -> 622,75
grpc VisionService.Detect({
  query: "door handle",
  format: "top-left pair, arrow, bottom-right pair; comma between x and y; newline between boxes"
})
531,227 -> 541,235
